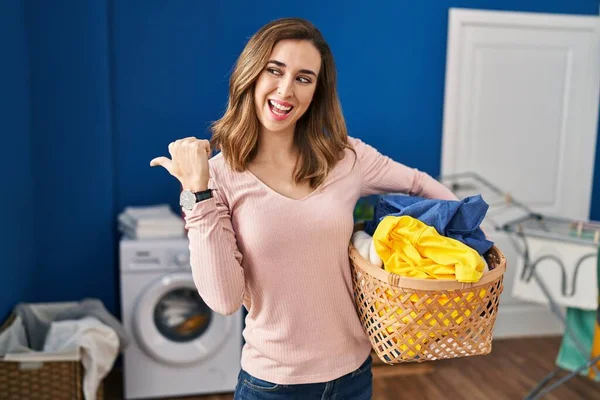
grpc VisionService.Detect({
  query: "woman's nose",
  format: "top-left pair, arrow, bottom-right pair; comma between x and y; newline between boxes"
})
277,77 -> 294,98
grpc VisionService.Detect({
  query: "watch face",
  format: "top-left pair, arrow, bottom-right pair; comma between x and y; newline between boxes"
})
180,190 -> 196,210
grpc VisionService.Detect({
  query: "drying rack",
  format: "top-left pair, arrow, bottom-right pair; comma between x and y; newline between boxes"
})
439,172 -> 600,400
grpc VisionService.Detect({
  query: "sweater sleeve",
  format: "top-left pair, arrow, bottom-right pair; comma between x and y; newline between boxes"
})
349,136 -> 458,200
183,173 -> 245,316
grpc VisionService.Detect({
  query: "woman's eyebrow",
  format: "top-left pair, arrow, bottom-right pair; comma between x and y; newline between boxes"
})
267,60 -> 317,77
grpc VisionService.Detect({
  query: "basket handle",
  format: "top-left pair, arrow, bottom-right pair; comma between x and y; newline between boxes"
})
388,273 -> 401,287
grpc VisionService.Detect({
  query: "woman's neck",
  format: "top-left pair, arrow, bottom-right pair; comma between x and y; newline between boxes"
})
254,127 -> 298,164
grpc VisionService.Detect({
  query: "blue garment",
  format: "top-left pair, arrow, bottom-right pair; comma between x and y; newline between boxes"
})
234,356 -> 373,399
364,194 -> 494,256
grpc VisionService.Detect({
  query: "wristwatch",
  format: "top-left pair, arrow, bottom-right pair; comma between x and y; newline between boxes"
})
180,188 -> 212,211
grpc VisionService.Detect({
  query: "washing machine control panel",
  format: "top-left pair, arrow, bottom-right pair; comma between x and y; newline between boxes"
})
120,239 -> 191,272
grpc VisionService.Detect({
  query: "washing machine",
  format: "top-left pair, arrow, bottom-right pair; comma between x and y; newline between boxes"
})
119,237 -> 243,399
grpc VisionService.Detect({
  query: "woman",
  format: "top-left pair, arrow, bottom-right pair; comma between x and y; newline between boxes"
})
151,17 -> 457,400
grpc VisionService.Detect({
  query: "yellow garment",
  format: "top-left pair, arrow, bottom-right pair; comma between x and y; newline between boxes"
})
371,215 -> 487,359
373,215 -> 485,283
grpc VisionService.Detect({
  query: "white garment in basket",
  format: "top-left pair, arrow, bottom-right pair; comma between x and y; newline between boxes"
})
43,317 -> 119,400
351,230 -> 383,266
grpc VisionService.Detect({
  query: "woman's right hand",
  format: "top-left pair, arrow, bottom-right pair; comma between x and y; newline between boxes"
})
150,137 -> 211,192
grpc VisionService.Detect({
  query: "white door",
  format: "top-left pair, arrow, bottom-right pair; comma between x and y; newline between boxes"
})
441,8 -> 600,338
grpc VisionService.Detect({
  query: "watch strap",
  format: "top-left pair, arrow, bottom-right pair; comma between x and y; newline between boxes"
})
194,189 -> 213,202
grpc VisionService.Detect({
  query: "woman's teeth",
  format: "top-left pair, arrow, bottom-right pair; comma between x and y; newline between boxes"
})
269,100 -> 292,115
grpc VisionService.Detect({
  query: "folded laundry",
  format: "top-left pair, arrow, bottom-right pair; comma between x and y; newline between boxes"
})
365,194 -> 494,256
118,204 -> 185,240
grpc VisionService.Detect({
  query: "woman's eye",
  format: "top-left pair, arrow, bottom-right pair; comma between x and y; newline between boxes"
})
297,76 -> 312,84
267,68 -> 282,75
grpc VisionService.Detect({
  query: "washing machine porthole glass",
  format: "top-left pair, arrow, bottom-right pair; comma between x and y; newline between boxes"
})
153,287 -> 212,343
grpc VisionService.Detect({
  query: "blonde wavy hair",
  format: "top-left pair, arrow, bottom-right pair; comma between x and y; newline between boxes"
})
210,18 -> 353,188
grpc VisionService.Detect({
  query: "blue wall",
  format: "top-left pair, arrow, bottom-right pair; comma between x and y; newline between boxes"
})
2,0 -> 599,319
27,1 -> 116,313
115,0 -> 600,213
1,1 -> 35,320
112,1 -> 222,212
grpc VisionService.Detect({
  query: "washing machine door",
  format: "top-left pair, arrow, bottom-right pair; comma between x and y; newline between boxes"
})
133,272 -> 233,365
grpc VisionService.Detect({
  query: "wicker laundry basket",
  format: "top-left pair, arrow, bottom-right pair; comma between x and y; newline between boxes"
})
349,224 -> 506,364
0,313 -> 104,400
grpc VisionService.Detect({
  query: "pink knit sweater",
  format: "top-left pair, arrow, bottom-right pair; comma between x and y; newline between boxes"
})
183,137 -> 457,384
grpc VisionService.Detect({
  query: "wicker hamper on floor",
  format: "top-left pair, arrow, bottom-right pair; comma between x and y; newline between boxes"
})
0,313 -> 104,400
349,224 -> 506,365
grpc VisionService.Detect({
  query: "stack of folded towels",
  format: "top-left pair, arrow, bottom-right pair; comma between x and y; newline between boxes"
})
118,204 -> 185,240
353,193 -> 494,282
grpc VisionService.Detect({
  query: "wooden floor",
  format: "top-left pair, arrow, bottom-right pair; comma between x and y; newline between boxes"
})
104,336 -> 600,400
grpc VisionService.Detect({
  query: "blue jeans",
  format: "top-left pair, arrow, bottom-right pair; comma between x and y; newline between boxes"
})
233,356 -> 373,400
